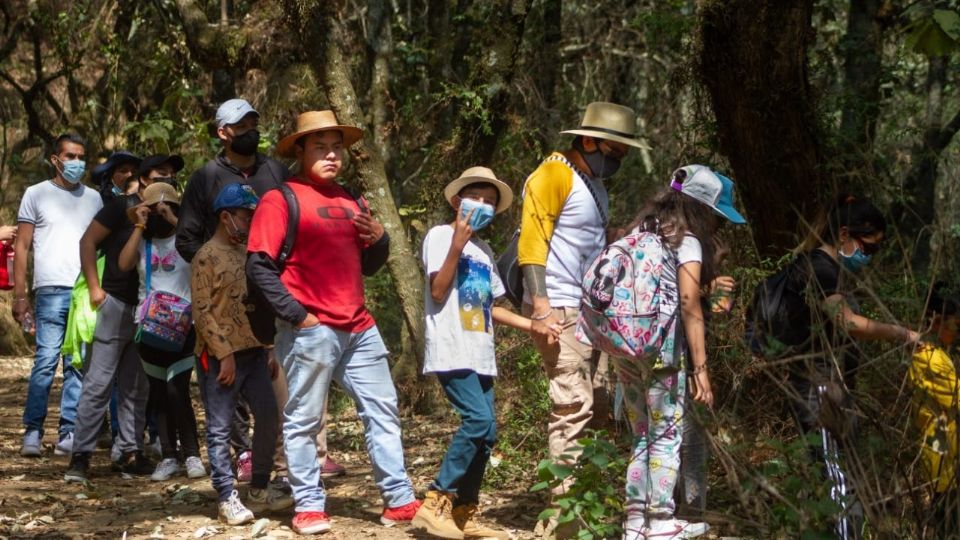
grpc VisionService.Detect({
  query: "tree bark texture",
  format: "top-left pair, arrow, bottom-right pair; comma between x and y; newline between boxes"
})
283,0 -> 428,390
698,0 -> 825,255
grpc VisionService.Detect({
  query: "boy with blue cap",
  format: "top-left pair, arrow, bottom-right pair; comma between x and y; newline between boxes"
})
191,183 -> 290,525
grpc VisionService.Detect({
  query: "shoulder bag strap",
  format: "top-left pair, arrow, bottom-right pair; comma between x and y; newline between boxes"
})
543,154 -> 608,226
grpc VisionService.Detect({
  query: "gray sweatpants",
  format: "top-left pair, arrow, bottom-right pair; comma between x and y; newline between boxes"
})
73,294 -> 148,455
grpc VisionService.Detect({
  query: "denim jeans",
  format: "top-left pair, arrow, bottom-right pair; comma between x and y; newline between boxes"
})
275,321 -> 415,513
23,286 -> 82,438
199,348 -> 278,501
432,370 -> 496,506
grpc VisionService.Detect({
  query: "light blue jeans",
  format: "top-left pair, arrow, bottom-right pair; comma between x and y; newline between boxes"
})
23,286 -> 82,438
275,321 -> 415,512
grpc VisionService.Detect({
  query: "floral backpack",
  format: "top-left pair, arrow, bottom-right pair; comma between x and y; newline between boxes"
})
575,229 -> 680,361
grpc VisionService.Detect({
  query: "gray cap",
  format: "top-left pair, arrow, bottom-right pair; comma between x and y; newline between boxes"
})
215,98 -> 259,128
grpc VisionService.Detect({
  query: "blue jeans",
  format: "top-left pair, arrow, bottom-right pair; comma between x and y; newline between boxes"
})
23,286 -> 82,438
275,322 -> 415,513
432,370 -> 496,506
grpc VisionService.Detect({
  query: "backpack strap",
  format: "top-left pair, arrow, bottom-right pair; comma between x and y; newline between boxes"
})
277,184 -> 299,266
340,183 -> 369,214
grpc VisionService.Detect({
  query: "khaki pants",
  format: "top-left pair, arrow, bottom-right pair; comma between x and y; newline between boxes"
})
524,305 -> 607,493
270,358 -> 329,476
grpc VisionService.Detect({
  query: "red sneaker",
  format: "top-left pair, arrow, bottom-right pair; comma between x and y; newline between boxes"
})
319,456 -> 346,478
380,499 -> 422,527
236,450 -> 252,483
292,511 -> 331,535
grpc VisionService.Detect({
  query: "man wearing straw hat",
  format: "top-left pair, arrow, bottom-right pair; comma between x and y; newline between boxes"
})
517,102 -> 648,497
246,110 -> 418,535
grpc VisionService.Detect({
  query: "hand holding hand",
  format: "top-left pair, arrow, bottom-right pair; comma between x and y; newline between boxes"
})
530,319 -> 562,341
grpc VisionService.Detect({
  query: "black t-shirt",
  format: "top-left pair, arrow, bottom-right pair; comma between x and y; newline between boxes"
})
94,194 -> 141,305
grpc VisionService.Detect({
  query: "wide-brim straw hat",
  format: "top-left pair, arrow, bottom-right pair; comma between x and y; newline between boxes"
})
276,110 -> 363,158
127,182 -> 180,221
560,101 -> 650,150
443,166 -> 514,214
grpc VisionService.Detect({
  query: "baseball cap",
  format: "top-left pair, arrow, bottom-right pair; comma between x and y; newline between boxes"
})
216,99 -> 260,128
138,154 -> 185,178
213,183 -> 259,213
669,165 -> 747,224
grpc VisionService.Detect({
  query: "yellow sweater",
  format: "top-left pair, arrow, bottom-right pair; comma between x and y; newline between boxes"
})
908,344 -> 959,493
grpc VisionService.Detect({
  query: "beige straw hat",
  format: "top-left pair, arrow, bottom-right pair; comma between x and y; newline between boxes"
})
443,166 -> 514,214
277,110 -> 363,158
560,101 -> 650,150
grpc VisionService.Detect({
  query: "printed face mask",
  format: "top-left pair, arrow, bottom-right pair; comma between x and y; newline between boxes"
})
57,157 -> 86,184
230,129 -> 260,156
839,242 -> 872,273
460,197 -> 495,231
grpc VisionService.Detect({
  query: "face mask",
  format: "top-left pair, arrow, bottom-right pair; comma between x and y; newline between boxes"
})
574,138 -> 621,180
839,243 -> 871,273
230,129 -> 260,156
111,185 -> 124,196
57,157 -> 86,184
145,213 -> 176,239
227,214 -> 249,244
460,197 -> 496,231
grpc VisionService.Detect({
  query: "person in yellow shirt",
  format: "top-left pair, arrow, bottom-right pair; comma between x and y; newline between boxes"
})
910,284 -> 959,536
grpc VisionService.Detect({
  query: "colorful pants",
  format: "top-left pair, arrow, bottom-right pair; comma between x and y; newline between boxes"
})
614,356 -> 686,519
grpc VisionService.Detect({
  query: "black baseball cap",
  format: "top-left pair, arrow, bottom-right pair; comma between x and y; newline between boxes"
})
138,154 -> 185,178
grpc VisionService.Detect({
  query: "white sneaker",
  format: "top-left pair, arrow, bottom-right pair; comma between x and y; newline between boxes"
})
644,518 -> 709,539
54,432 -> 74,456
110,440 -> 123,464
246,482 -> 294,512
150,458 -> 181,481
185,456 -> 206,478
20,430 -> 42,457
219,490 -> 255,525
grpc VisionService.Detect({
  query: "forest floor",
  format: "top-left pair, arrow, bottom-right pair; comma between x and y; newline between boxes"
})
0,355 -> 551,540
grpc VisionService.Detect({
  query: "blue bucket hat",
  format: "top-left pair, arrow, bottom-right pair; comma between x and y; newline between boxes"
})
214,183 -> 259,213
669,165 -> 747,224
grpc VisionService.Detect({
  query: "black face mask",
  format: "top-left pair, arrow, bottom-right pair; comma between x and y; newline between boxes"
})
230,129 -> 260,157
144,214 -> 176,239
573,137 -> 621,180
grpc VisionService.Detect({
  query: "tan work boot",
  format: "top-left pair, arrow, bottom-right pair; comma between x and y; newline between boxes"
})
452,503 -> 511,539
411,490 -> 463,539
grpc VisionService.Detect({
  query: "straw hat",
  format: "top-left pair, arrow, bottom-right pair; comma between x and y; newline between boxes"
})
276,110 -> 363,158
560,102 -> 650,150
127,182 -> 180,221
443,166 -> 514,214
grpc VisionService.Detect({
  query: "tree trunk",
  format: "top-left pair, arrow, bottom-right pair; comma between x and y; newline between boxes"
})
283,1 -> 430,402
698,0 -> 825,255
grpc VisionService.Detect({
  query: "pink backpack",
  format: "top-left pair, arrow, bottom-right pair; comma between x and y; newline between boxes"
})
575,230 -> 680,360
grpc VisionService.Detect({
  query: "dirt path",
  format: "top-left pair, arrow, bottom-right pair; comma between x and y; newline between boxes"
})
0,356 -> 542,539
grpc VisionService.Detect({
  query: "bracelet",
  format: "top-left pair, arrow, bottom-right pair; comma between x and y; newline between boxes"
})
531,309 -> 554,321
134,223 -> 146,230
13,297 -> 28,304
691,364 -> 708,374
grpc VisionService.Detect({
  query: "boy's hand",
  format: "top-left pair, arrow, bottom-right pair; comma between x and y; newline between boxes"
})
452,206 -> 475,251
530,319 -> 562,341
353,213 -> 384,245
217,354 -> 236,386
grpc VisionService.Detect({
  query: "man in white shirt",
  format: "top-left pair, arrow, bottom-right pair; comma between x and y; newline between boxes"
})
13,133 -> 104,457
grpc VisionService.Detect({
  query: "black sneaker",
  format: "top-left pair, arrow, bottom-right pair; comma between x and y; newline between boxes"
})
64,452 -> 91,483
112,451 -> 154,476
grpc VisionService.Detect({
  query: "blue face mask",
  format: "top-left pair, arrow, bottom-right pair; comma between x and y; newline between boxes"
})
58,158 -> 86,184
839,244 -> 872,273
460,197 -> 496,231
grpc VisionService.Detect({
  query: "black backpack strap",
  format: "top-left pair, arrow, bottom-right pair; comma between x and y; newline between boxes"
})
278,183 -> 299,266
340,183 -> 369,214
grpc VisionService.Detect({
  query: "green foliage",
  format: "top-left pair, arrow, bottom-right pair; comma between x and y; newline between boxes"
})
906,7 -> 960,57
530,432 -> 627,540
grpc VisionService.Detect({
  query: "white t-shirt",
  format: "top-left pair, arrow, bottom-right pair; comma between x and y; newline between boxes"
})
136,234 -> 192,322
663,234 -> 703,289
422,224 -> 505,377
17,180 -> 103,288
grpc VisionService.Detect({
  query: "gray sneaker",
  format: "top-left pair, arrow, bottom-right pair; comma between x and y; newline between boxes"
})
246,482 -> 294,512
20,430 -> 41,457
54,432 -> 74,456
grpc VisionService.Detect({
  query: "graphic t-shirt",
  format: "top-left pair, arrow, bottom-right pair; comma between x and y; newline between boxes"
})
192,236 -> 260,359
93,194 -> 140,305
17,180 -> 103,288
422,224 -> 505,376
246,179 -> 374,333
136,234 -> 192,322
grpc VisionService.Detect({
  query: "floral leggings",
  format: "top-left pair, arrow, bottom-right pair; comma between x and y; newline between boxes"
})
614,356 -> 686,519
